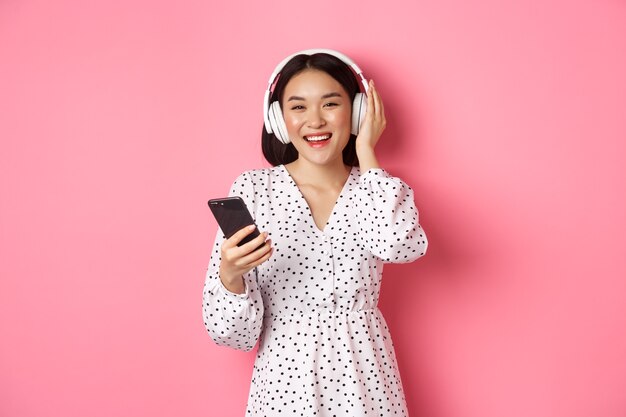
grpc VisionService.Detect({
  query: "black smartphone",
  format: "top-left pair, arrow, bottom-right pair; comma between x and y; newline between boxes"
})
208,196 -> 261,246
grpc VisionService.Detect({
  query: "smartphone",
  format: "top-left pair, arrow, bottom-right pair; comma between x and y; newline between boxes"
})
208,196 -> 261,246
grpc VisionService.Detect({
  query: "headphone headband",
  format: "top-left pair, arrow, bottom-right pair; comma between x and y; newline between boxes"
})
263,49 -> 369,135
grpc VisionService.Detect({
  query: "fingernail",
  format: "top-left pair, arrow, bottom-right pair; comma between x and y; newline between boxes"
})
248,225 -> 256,230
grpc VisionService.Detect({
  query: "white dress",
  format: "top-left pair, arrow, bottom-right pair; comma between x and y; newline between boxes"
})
203,165 -> 428,416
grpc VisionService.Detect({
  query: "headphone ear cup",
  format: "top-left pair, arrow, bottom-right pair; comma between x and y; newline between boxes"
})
268,101 -> 290,144
351,93 -> 367,136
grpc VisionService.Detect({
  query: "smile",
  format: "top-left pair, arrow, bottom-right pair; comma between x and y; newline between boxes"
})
304,133 -> 332,142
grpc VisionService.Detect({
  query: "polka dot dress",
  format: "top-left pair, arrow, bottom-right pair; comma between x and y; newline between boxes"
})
203,166 -> 428,416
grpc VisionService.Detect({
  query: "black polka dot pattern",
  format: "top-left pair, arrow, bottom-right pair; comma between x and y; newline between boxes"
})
203,166 -> 428,416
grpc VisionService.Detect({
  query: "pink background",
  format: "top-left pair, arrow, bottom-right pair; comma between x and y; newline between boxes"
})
1,1 -> 625,416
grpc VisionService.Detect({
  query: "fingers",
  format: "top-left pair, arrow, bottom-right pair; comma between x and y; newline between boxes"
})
369,80 -> 386,126
223,224 -> 257,249
367,80 -> 375,117
239,231 -> 270,256
223,238 -> 272,272
221,226 -> 273,268
239,238 -> 273,268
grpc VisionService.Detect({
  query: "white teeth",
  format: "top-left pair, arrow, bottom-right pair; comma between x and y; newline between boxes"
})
305,134 -> 331,142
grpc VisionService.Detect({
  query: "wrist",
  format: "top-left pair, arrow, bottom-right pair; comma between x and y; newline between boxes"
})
220,275 -> 246,294
357,147 -> 380,172
355,142 -> 375,155
219,268 -> 246,294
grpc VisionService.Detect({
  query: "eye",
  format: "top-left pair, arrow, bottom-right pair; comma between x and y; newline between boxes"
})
290,105 -> 305,111
323,102 -> 339,108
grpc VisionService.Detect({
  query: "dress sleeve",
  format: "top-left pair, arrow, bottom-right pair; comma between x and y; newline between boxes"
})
202,172 -> 264,352
352,168 -> 428,263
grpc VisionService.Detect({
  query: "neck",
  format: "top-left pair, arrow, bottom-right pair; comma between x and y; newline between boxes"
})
286,158 -> 351,188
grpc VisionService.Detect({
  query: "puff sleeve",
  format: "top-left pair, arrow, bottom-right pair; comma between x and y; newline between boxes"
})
202,172 -> 264,351
352,168 -> 428,263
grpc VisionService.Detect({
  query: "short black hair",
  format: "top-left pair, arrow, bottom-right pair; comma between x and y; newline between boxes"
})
261,52 -> 361,167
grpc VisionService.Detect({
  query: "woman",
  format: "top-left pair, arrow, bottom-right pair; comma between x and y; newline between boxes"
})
203,49 -> 428,416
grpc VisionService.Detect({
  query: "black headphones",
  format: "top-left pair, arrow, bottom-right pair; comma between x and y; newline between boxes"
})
263,49 -> 369,144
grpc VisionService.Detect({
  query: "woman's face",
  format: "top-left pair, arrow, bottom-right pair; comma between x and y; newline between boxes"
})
281,69 -> 352,167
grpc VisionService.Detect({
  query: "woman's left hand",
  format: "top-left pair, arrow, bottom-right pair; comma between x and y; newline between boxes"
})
355,80 -> 386,152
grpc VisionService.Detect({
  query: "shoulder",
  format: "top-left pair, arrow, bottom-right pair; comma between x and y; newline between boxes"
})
357,167 -> 393,182
235,165 -> 283,183
230,166 -> 284,191
229,166 -> 285,209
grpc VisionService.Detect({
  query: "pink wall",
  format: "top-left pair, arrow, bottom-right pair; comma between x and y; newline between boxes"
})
1,1 -> 625,416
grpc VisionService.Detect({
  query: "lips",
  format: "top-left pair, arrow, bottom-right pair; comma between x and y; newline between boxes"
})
303,133 -> 332,142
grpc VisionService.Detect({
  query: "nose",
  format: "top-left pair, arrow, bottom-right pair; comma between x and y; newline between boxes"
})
306,108 -> 326,128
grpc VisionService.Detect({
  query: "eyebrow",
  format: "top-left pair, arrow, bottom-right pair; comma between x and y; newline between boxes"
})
287,92 -> 343,102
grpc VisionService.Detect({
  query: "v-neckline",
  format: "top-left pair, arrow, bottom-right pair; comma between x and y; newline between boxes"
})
280,164 -> 356,235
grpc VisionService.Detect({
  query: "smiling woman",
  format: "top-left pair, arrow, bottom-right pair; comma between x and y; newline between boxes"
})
261,51 -> 365,167
282,69 -> 353,167
202,49 -> 428,416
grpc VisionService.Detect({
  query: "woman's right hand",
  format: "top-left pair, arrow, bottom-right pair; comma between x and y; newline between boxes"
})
219,225 -> 272,294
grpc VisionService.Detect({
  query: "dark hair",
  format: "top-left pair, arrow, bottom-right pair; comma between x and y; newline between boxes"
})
261,53 -> 361,166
